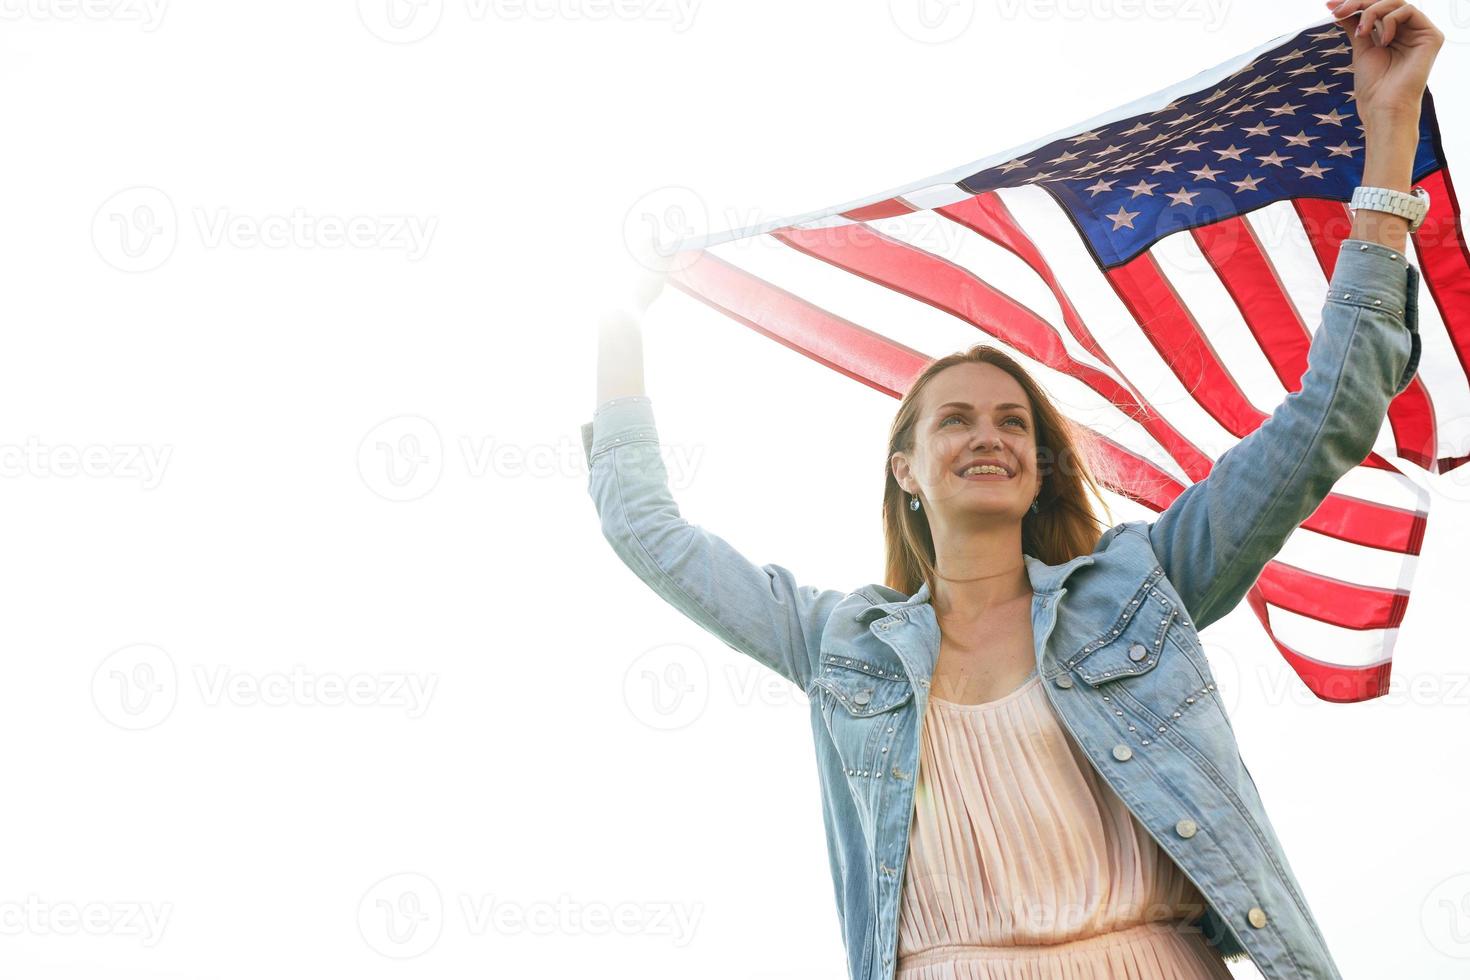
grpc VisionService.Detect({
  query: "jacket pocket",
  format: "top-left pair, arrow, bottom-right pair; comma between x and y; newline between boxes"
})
812,654 -> 914,715
1071,578 -> 1234,753
811,654 -> 914,783
1068,573 -> 1176,687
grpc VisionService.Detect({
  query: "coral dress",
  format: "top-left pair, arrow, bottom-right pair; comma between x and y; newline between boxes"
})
895,669 -> 1237,979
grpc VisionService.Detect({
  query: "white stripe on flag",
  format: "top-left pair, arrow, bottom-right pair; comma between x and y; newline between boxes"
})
1266,606 -> 1396,671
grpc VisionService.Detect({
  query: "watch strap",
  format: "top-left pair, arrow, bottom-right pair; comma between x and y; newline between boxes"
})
1350,185 -> 1430,232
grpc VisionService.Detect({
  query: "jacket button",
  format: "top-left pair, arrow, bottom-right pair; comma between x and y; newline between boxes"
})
1248,907 -> 1268,929
1128,643 -> 1148,661
853,689 -> 872,706
1112,744 -> 1133,761
1175,818 -> 1197,838
1054,674 -> 1073,689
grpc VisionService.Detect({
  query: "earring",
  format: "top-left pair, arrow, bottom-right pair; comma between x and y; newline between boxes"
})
1030,497 -> 1040,514
909,494 -> 921,512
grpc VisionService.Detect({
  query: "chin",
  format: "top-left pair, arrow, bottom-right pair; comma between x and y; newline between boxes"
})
956,503 -> 1026,521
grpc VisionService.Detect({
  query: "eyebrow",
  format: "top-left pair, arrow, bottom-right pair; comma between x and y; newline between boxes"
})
934,401 -> 1031,414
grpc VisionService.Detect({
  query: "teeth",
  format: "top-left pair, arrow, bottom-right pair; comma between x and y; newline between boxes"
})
963,465 -> 1008,476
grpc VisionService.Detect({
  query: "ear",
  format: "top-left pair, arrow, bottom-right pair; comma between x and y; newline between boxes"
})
890,452 -> 912,494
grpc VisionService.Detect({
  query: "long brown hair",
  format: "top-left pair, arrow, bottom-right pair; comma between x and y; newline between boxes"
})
882,344 -> 1116,597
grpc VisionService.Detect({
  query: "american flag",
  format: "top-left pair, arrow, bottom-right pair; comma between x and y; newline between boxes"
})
657,19 -> 1470,704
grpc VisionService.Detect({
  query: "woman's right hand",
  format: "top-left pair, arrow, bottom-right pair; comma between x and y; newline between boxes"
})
1328,0 -> 1445,130
596,264 -> 666,407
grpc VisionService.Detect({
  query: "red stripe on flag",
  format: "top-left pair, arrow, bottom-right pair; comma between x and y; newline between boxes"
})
667,250 -> 927,399
1088,431 -> 1186,512
1246,588 -> 1391,702
1292,198 -> 1352,278
840,199 -> 916,222
1299,491 -> 1426,555
1257,561 -> 1409,631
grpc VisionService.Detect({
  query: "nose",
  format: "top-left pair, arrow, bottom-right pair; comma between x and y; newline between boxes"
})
970,427 -> 1005,449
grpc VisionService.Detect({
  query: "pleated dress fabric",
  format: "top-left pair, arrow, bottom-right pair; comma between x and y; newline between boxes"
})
895,668 -> 1237,980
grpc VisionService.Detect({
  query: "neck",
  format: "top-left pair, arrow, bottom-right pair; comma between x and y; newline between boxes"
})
927,516 -> 1032,623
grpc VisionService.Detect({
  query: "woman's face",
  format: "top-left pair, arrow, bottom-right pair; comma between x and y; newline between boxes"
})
893,362 -> 1040,525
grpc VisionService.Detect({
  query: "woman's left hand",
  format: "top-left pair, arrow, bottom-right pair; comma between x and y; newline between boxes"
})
1326,0 -> 1445,129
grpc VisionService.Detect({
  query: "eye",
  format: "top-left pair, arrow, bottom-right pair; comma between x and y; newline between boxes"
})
940,413 -> 965,426
1005,415 -> 1028,429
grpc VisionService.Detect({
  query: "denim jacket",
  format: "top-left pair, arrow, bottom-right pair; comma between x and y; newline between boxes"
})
581,238 -> 1420,980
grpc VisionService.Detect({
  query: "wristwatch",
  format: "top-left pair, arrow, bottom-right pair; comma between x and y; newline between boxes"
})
1349,184 -> 1431,233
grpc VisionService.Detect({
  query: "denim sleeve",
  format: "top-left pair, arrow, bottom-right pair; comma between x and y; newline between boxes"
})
1147,238 -> 1422,633
581,394 -> 845,692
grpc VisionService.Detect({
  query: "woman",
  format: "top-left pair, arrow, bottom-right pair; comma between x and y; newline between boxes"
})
582,3 -> 1441,977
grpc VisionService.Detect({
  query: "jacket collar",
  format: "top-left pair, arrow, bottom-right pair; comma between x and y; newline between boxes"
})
855,551 -> 1096,623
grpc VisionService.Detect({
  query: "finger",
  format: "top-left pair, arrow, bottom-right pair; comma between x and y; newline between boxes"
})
1326,0 -> 1371,52
1379,4 -> 1430,47
1326,0 -> 1371,23
1380,4 -> 1408,45
1355,0 -> 1406,40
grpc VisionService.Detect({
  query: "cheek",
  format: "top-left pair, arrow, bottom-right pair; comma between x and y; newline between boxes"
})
915,445 -> 952,484
1016,443 -> 1039,478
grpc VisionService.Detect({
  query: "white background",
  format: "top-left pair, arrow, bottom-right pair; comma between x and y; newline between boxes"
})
3,0 -> 1470,977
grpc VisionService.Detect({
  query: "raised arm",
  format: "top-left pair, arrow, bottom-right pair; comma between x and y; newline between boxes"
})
1147,1 -> 1439,631
583,286 -> 846,693
1147,240 -> 1419,631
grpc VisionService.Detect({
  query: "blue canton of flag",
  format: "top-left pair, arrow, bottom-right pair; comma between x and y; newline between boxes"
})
957,24 -> 1446,267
